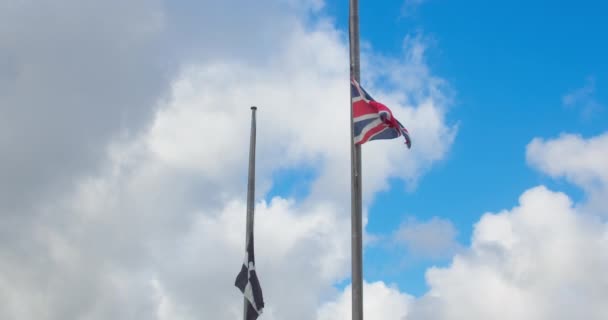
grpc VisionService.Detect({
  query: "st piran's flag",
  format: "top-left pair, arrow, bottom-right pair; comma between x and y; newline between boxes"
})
235,232 -> 264,320
351,78 -> 412,148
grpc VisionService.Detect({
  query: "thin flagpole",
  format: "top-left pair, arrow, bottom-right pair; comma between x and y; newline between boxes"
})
349,0 -> 363,320
244,106 -> 257,320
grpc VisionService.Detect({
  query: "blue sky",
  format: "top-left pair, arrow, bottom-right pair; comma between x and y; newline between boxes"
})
274,0 -> 608,296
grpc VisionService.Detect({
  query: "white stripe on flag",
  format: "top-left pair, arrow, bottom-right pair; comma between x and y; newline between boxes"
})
354,118 -> 383,144
353,113 -> 378,122
244,282 -> 259,312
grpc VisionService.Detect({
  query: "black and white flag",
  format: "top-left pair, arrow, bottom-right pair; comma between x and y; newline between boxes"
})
235,233 -> 264,320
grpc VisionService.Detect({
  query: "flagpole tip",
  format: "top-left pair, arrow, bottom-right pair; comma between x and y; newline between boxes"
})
251,106 -> 257,110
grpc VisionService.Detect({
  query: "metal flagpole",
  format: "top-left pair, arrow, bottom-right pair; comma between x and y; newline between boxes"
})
244,106 -> 257,320
348,0 -> 363,320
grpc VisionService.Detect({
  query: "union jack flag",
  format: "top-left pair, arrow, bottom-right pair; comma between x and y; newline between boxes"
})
351,79 -> 411,148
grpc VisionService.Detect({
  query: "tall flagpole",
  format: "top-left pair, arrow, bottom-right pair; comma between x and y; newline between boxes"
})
348,0 -> 363,320
244,106 -> 257,320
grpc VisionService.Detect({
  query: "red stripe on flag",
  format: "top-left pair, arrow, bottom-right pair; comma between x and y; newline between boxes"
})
353,100 -> 377,118
356,123 -> 387,145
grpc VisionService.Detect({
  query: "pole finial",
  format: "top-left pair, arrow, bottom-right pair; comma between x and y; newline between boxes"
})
251,106 -> 257,110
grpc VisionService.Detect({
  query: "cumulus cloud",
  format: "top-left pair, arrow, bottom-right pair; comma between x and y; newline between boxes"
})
527,133 -> 608,190
0,0 -> 170,212
314,132 -> 608,320
0,0 -> 331,213
359,33 -> 456,193
409,185 -> 608,320
527,132 -> 608,214
4,2 -> 608,320
398,132 -> 608,320
317,281 -> 412,320
0,1 -> 456,319
148,21 -> 456,208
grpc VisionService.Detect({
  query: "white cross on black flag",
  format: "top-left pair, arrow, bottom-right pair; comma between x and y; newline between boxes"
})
235,232 -> 264,320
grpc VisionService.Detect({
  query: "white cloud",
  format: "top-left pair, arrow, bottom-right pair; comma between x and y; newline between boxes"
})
562,77 -> 603,119
527,132 -> 608,214
402,132 -> 608,319
0,2 -> 455,320
0,0 -> 332,213
527,133 -> 608,189
317,281 -> 412,320
0,0 -> 169,212
308,131 -> 608,320
4,2 -> 608,320
409,185 -> 608,319
147,21 -> 456,208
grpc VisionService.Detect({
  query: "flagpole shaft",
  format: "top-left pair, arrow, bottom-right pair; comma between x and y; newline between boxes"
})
244,106 -> 257,320
349,0 -> 363,320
